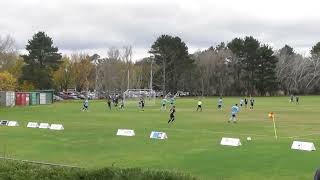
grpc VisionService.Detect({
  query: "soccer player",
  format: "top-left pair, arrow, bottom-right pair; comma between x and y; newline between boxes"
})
296,96 -> 299,105
218,97 -> 223,110
161,97 -> 167,111
114,96 -> 119,107
82,99 -> 89,111
244,97 -> 248,108
250,97 -> 255,110
290,95 -> 294,103
196,99 -> 202,112
140,98 -> 145,111
169,96 -> 175,107
107,97 -> 112,110
119,99 -> 125,110
168,105 -> 176,124
240,98 -> 244,108
229,104 -> 239,123
314,168 -> 320,180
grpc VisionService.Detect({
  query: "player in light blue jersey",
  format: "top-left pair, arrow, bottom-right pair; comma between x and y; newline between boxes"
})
169,96 -> 175,107
240,98 -> 244,108
82,99 -> 89,111
161,97 -> 167,111
229,104 -> 239,123
218,97 -> 223,110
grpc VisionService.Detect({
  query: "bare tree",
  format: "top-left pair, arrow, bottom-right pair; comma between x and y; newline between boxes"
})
194,47 -> 233,96
0,35 -> 17,71
122,46 -> 132,89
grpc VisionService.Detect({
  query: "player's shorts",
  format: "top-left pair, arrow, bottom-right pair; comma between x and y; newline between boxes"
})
240,104 -> 243,106
198,105 -> 202,108
231,114 -> 236,117
170,114 -> 175,118
251,103 -> 254,106
218,105 -> 222,108
162,104 -> 165,107
84,105 -> 88,108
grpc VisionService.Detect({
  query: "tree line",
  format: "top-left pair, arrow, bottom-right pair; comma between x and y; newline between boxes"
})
0,31 -> 320,96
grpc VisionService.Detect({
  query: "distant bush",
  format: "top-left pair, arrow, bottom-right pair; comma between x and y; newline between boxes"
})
0,160 -> 199,180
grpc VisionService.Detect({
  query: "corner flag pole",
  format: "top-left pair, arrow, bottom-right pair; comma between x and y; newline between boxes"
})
269,112 -> 278,140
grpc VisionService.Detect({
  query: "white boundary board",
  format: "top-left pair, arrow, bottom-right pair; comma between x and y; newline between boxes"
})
7,121 -> 19,127
39,123 -> 50,129
220,137 -> 242,147
150,131 -> 168,139
116,129 -> 135,136
291,141 -> 316,151
49,124 -> 64,130
27,122 -> 39,128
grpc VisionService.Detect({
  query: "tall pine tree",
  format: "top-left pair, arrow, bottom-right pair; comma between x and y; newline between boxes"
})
149,35 -> 193,94
255,45 -> 278,95
20,32 -> 62,89
228,36 -> 278,95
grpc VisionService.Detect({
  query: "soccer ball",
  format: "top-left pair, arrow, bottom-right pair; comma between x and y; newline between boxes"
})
247,137 -> 252,141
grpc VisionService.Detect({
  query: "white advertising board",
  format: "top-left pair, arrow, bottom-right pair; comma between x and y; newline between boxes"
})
39,123 -> 50,129
7,121 -> 19,127
291,141 -> 316,152
150,131 -> 168,140
49,124 -> 64,130
220,137 -> 242,147
27,122 -> 39,128
116,129 -> 135,136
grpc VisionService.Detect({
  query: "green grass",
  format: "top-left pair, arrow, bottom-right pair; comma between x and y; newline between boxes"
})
0,160 -> 198,180
0,96 -> 319,180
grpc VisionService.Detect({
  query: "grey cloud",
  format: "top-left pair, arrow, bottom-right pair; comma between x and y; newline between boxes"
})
1,0 -> 320,59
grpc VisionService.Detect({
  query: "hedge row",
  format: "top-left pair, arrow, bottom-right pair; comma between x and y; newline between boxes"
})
0,160 -> 199,180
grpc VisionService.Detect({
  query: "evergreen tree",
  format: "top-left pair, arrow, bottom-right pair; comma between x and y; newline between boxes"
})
311,42 -> 320,57
255,45 -> 278,95
149,35 -> 193,94
20,32 -> 62,89
228,36 -> 278,95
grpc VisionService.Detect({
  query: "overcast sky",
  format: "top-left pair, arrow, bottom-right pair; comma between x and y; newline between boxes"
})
1,0 -> 320,60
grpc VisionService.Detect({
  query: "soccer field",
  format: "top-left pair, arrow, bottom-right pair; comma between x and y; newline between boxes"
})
0,96 -> 319,180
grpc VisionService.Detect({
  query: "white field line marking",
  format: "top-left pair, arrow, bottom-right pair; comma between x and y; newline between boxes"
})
0,157 -> 80,168
288,132 -> 320,139
160,127 -> 320,140
160,128 -> 270,137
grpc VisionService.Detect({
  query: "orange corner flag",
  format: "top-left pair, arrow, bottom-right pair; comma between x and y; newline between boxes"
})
268,112 -> 274,119
268,112 -> 278,140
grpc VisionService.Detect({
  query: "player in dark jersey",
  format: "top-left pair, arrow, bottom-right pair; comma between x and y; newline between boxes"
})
314,168 -> 320,180
114,96 -> 119,107
140,98 -> 145,111
107,97 -> 112,110
120,99 -> 125,110
168,106 -> 176,124
250,97 -> 255,110
290,95 -> 294,103
244,97 -> 248,108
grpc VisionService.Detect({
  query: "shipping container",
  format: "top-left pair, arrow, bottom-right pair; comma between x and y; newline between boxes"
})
29,92 -> 40,105
15,92 -> 30,106
45,92 -> 53,104
0,91 -> 15,107
38,90 -> 54,104
40,93 -> 46,104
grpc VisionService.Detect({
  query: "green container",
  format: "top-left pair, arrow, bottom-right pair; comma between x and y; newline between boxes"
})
45,92 -> 53,104
36,90 -> 54,104
29,92 -> 40,105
